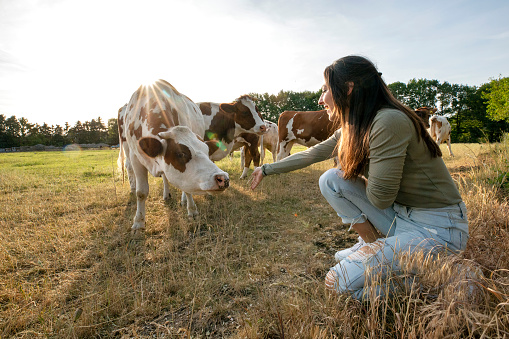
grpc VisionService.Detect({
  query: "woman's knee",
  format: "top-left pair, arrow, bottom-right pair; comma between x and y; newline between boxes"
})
325,263 -> 365,294
319,168 -> 344,196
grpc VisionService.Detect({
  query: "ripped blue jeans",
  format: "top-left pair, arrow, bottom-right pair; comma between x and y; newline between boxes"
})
318,168 -> 469,299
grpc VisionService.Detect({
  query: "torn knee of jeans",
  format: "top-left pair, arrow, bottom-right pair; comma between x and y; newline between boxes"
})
325,270 -> 338,291
347,238 -> 385,263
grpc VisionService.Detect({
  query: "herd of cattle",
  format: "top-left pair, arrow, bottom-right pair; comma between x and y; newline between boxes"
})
117,80 -> 455,230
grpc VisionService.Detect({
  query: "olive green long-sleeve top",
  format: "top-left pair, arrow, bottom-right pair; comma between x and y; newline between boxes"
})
261,108 -> 462,209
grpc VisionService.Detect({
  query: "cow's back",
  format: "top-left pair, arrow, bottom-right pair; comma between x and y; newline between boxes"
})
124,80 -> 206,173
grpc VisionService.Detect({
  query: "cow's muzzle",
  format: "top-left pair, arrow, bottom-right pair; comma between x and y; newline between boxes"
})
215,174 -> 230,189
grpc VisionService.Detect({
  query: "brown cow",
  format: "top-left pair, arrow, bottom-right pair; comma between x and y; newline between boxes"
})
277,109 -> 339,161
415,107 -> 437,128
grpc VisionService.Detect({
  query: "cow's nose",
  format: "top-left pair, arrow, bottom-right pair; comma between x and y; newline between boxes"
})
215,174 -> 229,189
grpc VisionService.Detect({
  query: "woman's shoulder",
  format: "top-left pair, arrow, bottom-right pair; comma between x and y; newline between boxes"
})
372,108 -> 412,129
370,108 -> 414,139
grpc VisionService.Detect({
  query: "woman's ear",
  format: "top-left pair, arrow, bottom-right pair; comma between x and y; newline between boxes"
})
347,82 -> 354,96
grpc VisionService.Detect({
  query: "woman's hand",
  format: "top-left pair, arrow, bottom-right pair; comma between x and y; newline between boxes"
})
250,167 -> 264,190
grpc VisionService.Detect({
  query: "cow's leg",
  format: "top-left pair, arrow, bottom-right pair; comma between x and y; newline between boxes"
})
240,146 -> 245,171
272,143 -> 277,163
260,135 -> 265,165
131,155 -> 149,230
162,174 -> 171,200
123,146 -> 136,193
240,147 -> 254,179
241,142 -> 260,179
446,136 -> 454,157
276,140 -> 293,161
181,191 -> 198,217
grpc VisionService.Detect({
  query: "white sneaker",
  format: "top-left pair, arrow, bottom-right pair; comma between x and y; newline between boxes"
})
334,236 -> 365,262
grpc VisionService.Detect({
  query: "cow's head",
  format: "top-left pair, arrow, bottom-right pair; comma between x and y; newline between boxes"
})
219,95 -> 266,135
415,107 -> 437,128
138,125 -> 229,194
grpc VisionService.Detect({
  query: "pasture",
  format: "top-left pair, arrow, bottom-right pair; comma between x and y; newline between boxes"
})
1,142 -> 508,338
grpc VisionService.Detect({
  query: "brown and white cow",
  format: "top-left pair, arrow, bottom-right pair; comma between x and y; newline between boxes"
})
118,80 -> 229,230
277,109 -> 339,161
429,114 -> 454,157
197,95 -> 267,161
415,107 -> 437,128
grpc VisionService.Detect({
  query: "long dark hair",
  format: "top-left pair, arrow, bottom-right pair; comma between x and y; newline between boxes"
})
324,55 -> 441,179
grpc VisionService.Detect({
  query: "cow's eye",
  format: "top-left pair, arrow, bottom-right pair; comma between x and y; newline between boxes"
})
177,152 -> 185,158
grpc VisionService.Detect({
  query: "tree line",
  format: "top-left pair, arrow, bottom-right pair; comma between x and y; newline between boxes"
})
251,77 -> 509,143
0,116 -> 119,148
1,77 -> 508,148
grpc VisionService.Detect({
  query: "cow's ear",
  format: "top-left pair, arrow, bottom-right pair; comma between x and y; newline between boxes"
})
139,137 -> 163,157
219,103 -> 236,114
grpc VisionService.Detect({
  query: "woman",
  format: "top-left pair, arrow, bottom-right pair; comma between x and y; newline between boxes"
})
250,55 -> 468,299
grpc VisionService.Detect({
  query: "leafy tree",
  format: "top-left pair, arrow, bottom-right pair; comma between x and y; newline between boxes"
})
0,116 -> 22,147
107,118 -> 119,145
405,78 -> 439,109
483,76 -> 509,122
387,82 -> 408,104
250,89 -> 322,123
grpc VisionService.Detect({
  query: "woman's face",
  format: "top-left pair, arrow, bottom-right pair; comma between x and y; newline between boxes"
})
318,82 -> 335,120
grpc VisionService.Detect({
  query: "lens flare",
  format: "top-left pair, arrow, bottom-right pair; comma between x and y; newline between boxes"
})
205,131 -> 227,151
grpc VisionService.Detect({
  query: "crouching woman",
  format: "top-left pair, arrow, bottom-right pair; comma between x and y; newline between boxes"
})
250,55 -> 468,299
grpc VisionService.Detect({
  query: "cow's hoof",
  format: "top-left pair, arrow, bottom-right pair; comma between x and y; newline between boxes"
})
130,228 -> 145,237
187,210 -> 199,219
239,174 -> 247,179
164,194 -> 172,201
131,222 -> 145,231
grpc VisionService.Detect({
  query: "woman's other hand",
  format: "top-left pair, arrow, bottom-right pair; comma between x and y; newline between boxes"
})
250,167 -> 264,190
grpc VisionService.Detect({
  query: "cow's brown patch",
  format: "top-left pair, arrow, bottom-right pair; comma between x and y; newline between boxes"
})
129,123 -> 143,139
206,109 -> 236,144
415,107 -> 436,128
139,137 -> 163,157
137,97 -> 180,136
199,102 -> 212,116
164,137 -> 192,173
118,115 -> 126,142
221,100 -> 257,131
291,110 -> 335,143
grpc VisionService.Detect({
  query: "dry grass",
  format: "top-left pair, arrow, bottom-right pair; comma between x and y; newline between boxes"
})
0,140 -> 508,338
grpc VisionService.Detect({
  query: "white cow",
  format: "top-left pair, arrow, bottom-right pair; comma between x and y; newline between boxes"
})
429,115 -> 454,157
118,80 -> 229,230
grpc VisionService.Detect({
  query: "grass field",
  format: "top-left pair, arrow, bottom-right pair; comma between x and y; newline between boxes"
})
0,141 -> 508,338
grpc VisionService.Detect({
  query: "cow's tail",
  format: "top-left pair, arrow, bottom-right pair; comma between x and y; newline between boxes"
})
118,138 -> 125,184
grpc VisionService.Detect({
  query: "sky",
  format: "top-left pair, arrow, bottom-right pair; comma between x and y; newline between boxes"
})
0,0 -> 508,126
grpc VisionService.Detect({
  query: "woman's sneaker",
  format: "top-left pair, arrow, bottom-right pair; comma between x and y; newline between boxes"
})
334,236 -> 365,262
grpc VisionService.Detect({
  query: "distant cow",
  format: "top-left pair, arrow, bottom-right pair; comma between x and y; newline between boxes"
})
229,121 -> 278,178
415,107 -> 437,128
429,114 -> 454,157
118,80 -> 229,230
260,121 -> 278,164
277,110 -> 339,161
